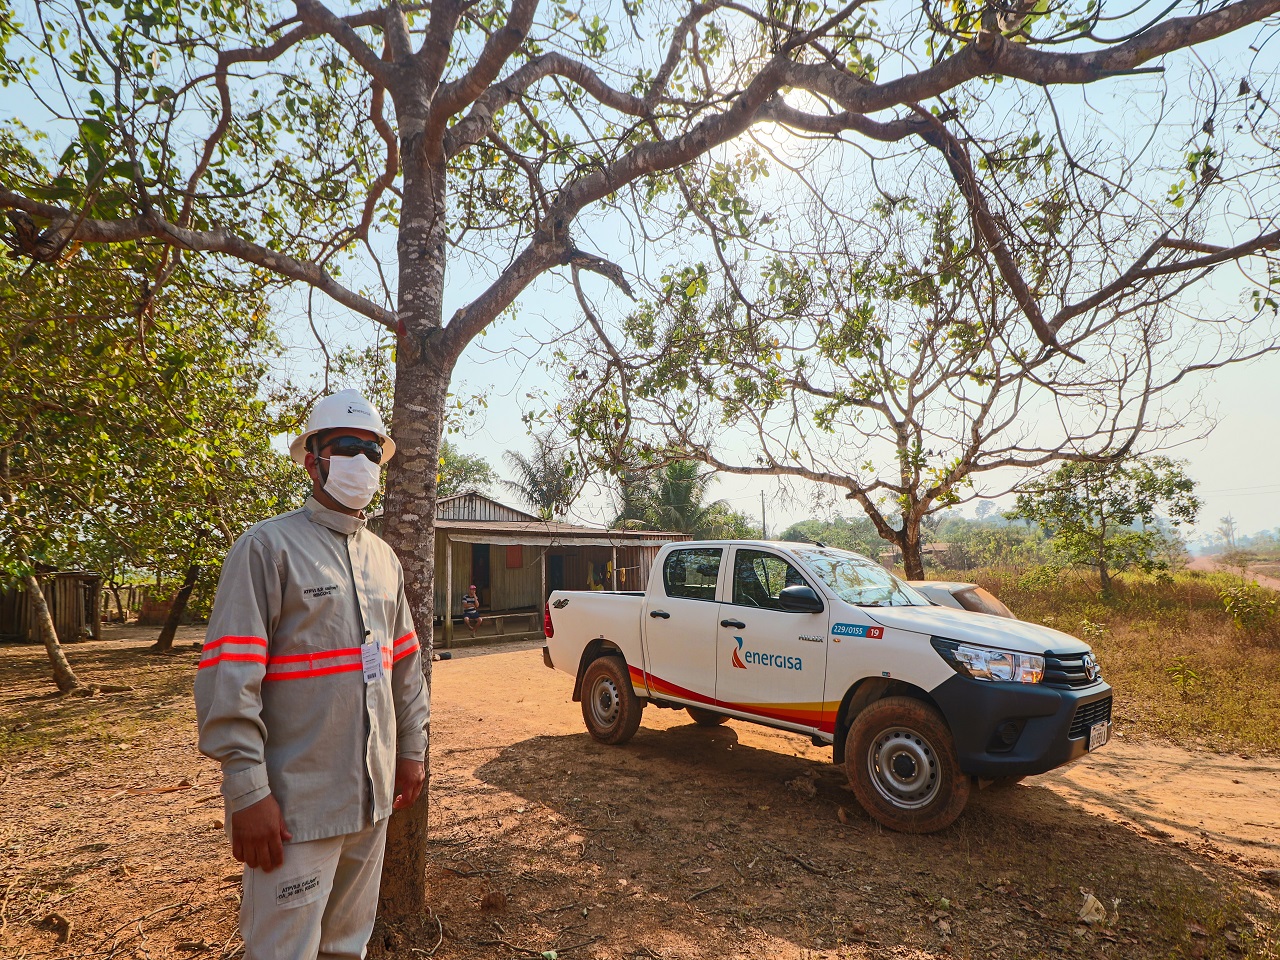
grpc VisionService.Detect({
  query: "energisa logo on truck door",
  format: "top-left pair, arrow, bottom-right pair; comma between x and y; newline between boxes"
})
731,636 -> 802,671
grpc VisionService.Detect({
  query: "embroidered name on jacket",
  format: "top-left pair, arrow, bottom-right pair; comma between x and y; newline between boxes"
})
302,584 -> 340,599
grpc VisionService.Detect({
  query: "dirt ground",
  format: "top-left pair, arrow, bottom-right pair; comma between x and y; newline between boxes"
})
1186,557 -> 1280,592
1,628 -> 1277,960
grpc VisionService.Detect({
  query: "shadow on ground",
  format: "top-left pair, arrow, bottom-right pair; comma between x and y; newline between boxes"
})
429,722 -> 1279,959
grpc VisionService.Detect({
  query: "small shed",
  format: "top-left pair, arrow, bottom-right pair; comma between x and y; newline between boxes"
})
432,492 -> 688,647
0,571 -> 102,643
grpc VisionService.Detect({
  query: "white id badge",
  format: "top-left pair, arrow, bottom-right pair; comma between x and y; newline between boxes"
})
361,642 -> 385,683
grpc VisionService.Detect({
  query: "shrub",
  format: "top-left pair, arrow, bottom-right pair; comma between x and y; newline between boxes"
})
1166,655 -> 1201,699
1218,582 -> 1278,641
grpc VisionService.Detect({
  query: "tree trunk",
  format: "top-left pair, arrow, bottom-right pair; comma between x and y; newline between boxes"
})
109,583 -> 125,621
378,150 -> 451,917
901,524 -> 926,581
24,573 -> 81,692
88,577 -> 102,640
151,563 -> 201,653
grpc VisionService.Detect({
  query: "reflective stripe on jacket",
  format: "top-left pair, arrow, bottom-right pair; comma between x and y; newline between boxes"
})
194,497 -> 430,843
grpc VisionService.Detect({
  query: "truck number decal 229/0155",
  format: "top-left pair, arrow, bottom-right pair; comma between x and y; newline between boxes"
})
831,623 -> 884,639
731,636 -> 802,671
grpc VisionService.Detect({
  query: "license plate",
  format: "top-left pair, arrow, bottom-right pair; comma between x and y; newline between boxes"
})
1088,721 -> 1110,751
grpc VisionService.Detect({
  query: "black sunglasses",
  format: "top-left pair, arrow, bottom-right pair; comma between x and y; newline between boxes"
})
324,435 -> 384,464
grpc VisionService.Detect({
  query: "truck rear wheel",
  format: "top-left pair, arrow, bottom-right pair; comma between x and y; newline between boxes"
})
686,706 -> 729,726
581,656 -> 643,745
845,696 -> 970,834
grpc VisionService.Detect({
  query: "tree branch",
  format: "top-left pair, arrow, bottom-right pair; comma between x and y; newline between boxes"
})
444,53 -> 648,157
645,1 -> 719,109
1,191 -> 396,329
295,0 -> 399,90
436,0 -> 539,118
781,0 -> 1280,114
1053,229 -> 1280,332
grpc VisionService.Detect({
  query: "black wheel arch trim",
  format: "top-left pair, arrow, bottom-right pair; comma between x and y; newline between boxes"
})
832,676 -> 940,765
572,638 -> 626,702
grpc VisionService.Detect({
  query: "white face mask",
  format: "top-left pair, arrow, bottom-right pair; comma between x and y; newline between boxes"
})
322,455 -> 382,510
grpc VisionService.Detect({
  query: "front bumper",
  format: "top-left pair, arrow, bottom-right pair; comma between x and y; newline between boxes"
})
930,673 -> 1113,778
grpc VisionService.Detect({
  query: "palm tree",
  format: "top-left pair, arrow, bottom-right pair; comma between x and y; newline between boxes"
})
502,432 -> 576,519
611,465 -> 654,529
631,461 -> 739,538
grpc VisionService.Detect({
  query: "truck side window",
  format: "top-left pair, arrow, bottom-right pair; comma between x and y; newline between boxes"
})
663,548 -> 723,602
732,550 -> 807,610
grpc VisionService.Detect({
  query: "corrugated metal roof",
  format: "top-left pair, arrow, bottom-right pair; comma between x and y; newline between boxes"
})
437,516 -> 688,547
437,492 -> 540,522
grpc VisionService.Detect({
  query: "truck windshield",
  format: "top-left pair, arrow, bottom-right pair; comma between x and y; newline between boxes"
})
792,547 -> 928,607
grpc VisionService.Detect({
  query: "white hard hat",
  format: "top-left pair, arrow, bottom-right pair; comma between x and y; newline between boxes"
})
289,389 -> 396,465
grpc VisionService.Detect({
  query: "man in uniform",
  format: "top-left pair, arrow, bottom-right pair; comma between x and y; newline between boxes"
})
195,389 -> 429,959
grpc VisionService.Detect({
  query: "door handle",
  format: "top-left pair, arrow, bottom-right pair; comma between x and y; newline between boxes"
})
649,610 -> 671,619
720,619 -> 745,629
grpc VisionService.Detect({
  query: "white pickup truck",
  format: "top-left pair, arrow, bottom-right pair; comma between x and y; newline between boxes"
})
542,540 -> 1112,833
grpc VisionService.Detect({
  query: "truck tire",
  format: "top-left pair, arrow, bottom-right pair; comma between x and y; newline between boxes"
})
844,696 -> 971,834
686,706 -> 729,726
581,656 -> 643,745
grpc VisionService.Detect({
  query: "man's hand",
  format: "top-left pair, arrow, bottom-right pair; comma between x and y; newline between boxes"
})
393,758 -> 426,810
231,794 -> 292,872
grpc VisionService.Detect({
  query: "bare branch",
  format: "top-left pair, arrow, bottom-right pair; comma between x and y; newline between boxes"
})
2,191 -> 396,329
645,1 -> 719,109
566,249 -> 635,299
436,0 -> 539,118
358,78 -> 401,242
758,100 -> 917,140
415,0 -> 463,87
384,0 -> 414,63
906,107 -> 1078,358
295,0 -> 399,90
444,53 -> 648,157
1053,229 -> 1280,332
781,0 -> 1280,114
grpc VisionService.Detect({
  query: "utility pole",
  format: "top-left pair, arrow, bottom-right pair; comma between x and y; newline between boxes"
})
760,491 -> 766,540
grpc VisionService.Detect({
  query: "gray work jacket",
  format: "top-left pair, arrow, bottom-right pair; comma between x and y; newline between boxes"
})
194,497 -> 429,843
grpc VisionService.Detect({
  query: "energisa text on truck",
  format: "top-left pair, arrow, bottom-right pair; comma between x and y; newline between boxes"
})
541,541 -> 1112,833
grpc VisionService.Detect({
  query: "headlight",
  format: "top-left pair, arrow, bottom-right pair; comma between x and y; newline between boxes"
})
930,637 -> 1045,683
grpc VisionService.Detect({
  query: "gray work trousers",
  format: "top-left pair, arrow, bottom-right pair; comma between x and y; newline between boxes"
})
240,818 -> 389,960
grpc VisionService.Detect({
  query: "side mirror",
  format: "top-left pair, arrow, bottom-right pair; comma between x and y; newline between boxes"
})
779,584 -> 824,613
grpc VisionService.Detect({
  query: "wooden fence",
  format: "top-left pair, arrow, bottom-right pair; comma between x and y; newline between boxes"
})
100,584 -> 149,623
0,572 -> 102,643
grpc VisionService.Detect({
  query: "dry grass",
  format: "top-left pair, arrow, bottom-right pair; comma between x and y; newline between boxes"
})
1,628 -> 1278,959
972,568 -> 1280,754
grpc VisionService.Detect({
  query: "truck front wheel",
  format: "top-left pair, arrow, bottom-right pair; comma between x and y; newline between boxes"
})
845,696 -> 971,833
581,657 -> 643,745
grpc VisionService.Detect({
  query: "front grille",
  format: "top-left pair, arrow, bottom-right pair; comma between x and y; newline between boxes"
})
1068,697 -> 1113,739
1044,652 -> 1099,688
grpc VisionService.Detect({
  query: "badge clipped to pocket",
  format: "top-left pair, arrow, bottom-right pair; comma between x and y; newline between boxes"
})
361,640 -> 385,683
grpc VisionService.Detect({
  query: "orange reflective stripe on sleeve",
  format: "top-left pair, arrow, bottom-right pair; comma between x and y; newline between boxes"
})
392,631 -> 419,664
198,636 -> 268,670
